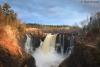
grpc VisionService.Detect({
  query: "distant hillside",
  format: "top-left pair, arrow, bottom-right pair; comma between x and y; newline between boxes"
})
25,23 -> 80,30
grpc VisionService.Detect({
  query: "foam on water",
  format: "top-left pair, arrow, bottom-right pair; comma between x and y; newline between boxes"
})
25,33 -> 74,67
33,34 -> 65,67
33,47 -> 64,67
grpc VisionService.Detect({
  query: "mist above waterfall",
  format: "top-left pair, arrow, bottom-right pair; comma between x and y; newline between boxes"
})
33,46 -> 64,67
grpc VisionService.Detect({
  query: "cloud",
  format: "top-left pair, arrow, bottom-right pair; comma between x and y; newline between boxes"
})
0,0 -> 100,25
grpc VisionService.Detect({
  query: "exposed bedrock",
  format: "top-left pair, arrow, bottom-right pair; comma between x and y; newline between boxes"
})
0,26 -> 36,67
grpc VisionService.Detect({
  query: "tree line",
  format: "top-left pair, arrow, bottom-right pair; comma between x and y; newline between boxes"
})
83,12 -> 100,33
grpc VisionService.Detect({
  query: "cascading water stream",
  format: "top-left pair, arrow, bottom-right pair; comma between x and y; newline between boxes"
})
61,34 -> 65,55
65,34 -> 74,58
32,33 -> 65,67
25,34 -> 33,54
40,33 -> 57,53
57,34 -> 74,56
25,33 -> 75,67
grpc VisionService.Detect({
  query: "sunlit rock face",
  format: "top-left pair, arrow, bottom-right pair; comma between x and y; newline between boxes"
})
0,25 -> 36,67
26,28 -> 47,38
0,25 -> 21,56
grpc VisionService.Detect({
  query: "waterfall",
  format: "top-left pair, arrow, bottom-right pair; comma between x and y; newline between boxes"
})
61,34 -> 64,55
41,33 -> 57,53
24,33 -> 75,67
33,33 -> 65,67
25,34 -> 33,54
65,34 -> 74,58
56,34 -> 74,56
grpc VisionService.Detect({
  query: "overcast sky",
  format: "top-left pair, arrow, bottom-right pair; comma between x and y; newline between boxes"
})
0,0 -> 100,25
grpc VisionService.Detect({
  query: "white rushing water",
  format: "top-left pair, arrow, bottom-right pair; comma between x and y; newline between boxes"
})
25,34 -> 33,54
33,33 -> 65,67
25,33 -> 74,67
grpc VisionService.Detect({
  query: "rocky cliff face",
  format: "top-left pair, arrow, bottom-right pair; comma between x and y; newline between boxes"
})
59,44 -> 100,67
0,25 -> 36,67
59,30 -> 100,67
